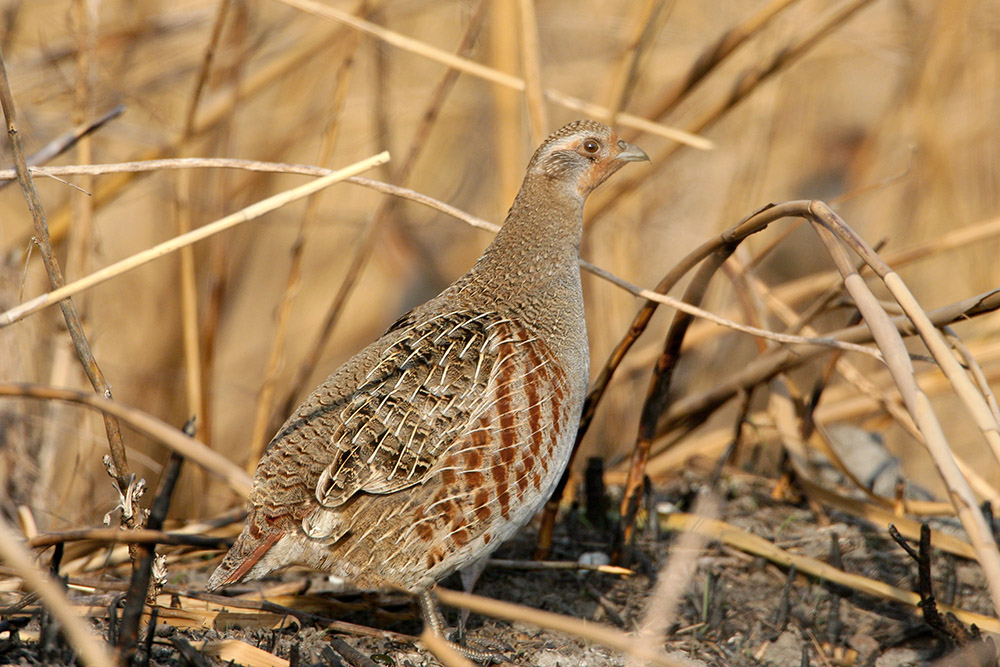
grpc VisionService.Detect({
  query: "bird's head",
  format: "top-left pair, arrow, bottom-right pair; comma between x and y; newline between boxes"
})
526,119 -> 649,199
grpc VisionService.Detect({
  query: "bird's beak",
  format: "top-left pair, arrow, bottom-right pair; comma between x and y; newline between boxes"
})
615,142 -> 650,163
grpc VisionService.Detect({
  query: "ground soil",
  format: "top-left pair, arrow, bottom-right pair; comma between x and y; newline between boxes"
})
0,468 -> 996,666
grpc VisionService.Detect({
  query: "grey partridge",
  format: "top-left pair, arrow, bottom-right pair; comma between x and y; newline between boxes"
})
207,119 -> 648,657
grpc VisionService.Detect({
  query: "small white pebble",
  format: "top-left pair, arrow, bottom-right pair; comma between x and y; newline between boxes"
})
656,501 -> 680,515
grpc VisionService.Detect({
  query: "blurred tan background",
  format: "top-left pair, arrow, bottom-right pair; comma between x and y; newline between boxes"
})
1,0 -> 999,529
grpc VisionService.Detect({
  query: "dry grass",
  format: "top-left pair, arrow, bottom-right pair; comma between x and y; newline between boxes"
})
2,0 -> 1000,664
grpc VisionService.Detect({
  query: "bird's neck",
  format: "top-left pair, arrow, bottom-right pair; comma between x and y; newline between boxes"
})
444,175 -> 588,364
470,175 -> 585,291
444,174 -> 589,367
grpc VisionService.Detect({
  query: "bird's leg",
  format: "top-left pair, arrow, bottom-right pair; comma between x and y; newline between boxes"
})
457,556 -> 489,641
418,587 -> 449,637
418,588 -> 504,664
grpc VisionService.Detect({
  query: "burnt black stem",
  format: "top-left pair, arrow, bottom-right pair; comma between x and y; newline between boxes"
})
114,447 -> 185,666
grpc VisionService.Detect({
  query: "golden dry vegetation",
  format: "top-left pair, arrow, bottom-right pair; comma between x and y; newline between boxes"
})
2,0 -> 1000,664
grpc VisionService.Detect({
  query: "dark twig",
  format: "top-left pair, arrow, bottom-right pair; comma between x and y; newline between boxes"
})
115,443 -> 185,666
320,644 -> 347,666
28,528 -> 232,551
705,569 -> 725,631
0,46 -> 134,527
169,636 -> 214,667
616,241 -> 738,559
770,565 -> 795,640
323,639 -> 382,667
890,524 -> 920,564
106,597 -> 119,646
49,541 -> 64,576
826,534 -> 844,646
889,524 -> 990,651
138,606 -> 157,667
711,387 -> 754,487
0,104 -> 124,192
0,591 -> 40,614
582,580 -> 626,628
584,457 -> 609,532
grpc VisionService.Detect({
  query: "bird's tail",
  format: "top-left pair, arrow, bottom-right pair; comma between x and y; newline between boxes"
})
206,529 -> 283,592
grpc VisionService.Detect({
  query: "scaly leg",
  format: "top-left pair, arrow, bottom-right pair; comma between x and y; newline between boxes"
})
418,588 -> 504,664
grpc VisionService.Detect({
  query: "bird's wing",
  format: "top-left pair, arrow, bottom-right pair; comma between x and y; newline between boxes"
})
250,308 -> 523,519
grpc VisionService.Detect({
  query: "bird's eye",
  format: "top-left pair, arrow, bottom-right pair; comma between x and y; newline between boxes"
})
582,139 -> 601,154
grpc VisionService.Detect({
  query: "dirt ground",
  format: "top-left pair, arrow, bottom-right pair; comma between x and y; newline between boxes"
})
1,467 -> 996,667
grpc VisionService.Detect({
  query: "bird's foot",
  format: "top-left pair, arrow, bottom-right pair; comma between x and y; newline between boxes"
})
442,634 -> 508,665
418,589 -> 512,664
452,630 -> 514,664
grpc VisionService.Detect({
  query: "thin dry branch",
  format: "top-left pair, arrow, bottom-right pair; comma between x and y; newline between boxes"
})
433,588 -> 693,667
487,559 -> 633,575
270,0 -> 712,149
945,327 -> 1000,428
0,383 -> 252,496
27,528 -> 231,551
0,44 -> 138,549
0,159 -> 498,230
0,153 -> 389,327
174,169 -> 204,462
